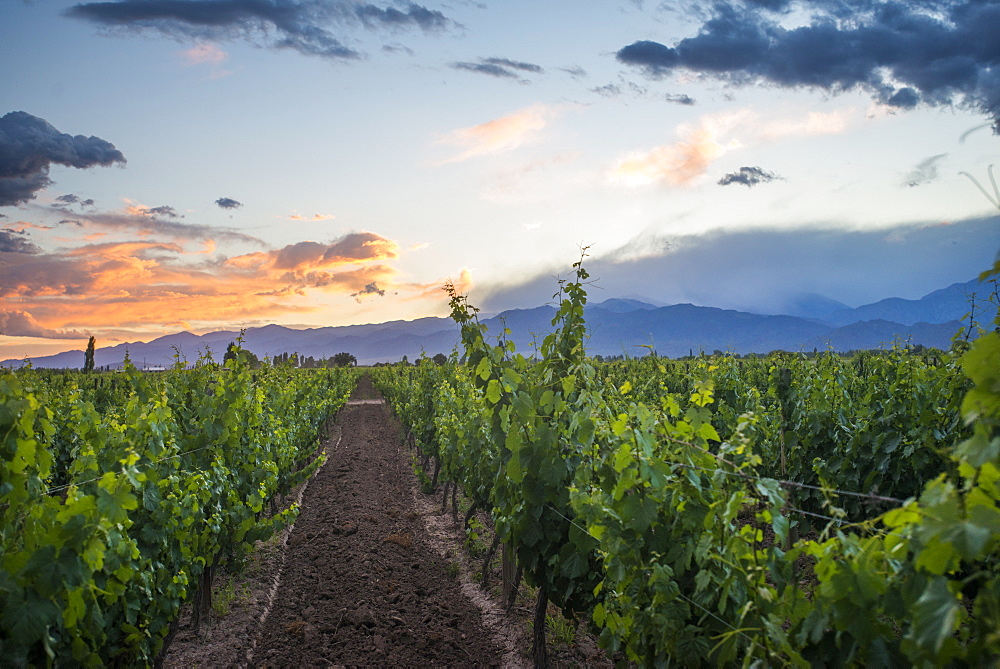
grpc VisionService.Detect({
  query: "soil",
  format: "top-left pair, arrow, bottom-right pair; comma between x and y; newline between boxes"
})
163,373 -> 607,668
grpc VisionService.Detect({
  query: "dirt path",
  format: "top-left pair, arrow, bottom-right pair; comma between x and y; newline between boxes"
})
163,373 -> 515,666
246,373 -> 506,666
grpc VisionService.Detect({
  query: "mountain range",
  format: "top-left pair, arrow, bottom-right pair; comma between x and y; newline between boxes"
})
4,278 -> 989,369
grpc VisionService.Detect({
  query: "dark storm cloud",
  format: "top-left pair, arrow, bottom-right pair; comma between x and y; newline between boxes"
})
0,228 -> 41,254
665,92 -> 696,105
215,196 -> 243,209
451,56 -> 543,80
904,153 -> 947,187
718,165 -> 782,187
0,111 -> 126,207
66,0 -> 457,61
616,1 -> 1000,121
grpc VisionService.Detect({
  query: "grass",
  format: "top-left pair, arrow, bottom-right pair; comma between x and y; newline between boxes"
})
547,613 -> 577,645
211,575 -> 250,619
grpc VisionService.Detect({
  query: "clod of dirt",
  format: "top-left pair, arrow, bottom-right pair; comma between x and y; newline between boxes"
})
284,620 -> 308,636
347,606 -> 376,629
383,533 -> 413,548
331,521 -> 358,536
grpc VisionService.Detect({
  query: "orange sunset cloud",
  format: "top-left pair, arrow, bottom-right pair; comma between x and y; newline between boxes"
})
0,232 -> 407,335
437,104 -> 561,164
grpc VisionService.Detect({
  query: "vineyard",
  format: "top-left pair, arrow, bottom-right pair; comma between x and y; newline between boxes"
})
374,256 -> 1000,666
1,351 -> 358,666
2,257 -> 999,667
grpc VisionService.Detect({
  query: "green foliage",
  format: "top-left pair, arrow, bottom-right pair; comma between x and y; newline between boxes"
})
374,256 -> 1000,666
0,345 -> 359,665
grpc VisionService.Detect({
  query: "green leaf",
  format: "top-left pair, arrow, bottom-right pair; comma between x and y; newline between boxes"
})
622,494 -> 657,533
1,590 -> 60,645
908,576 -> 959,656
475,355 -> 491,381
561,551 -> 590,579
506,447 -> 524,483
486,379 -> 501,405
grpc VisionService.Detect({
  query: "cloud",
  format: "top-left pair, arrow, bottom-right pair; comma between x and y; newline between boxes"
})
55,193 -> 80,204
592,83 -> 622,98
66,0 -> 457,61
0,310 -> 87,339
180,41 -> 233,77
215,196 -> 243,209
437,104 -> 558,163
143,205 -> 181,218
904,153 -> 948,187
616,1 -> 1000,122
756,109 -> 850,139
288,212 -> 335,221
718,165 -> 782,187
0,231 -> 405,337
609,110 -> 748,187
43,202 -> 264,245
354,3 -> 450,31
0,111 -> 126,207
351,281 -> 386,301
5,220 -> 54,232
226,231 -> 398,272
608,107 -> 850,187
382,42 -> 414,56
181,41 -> 227,64
451,57 -> 543,80
479,215 -> 1000,316
665,93 -> 696,105
0,228 -> 42,254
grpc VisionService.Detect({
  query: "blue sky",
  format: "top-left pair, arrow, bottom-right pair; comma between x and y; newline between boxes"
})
1,0 -> 998,359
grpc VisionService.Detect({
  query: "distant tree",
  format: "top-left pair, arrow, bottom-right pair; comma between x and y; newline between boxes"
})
432,353 -> 448,366
401,354 -> 409,366
331,352 -> 357,367
83,336 -> 96,373
224,341 -> 261,368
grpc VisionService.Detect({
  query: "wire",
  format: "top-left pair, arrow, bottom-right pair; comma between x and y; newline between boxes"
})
45,444 -> 218,496
663,459 -> 907,505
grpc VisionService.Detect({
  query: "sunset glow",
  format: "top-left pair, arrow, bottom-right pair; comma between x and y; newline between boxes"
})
2,0 -> 998,361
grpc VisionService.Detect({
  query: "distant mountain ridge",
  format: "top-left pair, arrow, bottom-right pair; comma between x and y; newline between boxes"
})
824,279 -> 985,326
3,278 -> 988,369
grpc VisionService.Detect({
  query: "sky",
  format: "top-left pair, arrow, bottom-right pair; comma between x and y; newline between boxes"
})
1,0 -> 999,360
